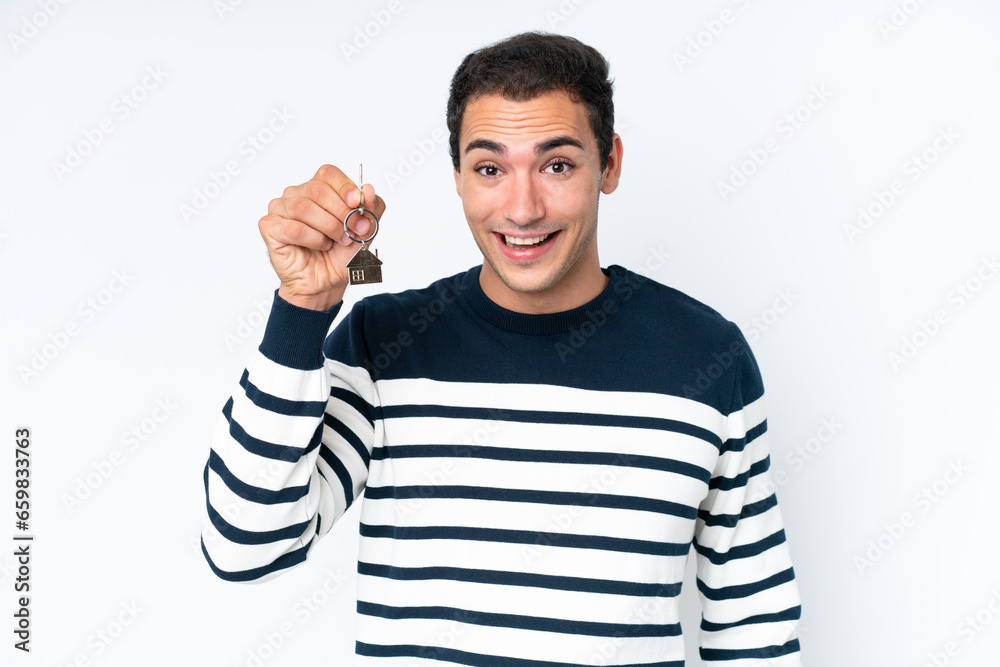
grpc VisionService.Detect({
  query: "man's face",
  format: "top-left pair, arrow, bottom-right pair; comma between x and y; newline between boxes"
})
453,90 -> 622,311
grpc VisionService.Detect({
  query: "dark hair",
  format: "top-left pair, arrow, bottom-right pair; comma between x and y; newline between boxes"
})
446,32 -> 615,171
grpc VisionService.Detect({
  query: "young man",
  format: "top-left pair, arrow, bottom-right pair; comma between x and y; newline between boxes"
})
202,32 -> 805,665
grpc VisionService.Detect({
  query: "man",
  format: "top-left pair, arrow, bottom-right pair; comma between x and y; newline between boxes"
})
202,32 -> 805,665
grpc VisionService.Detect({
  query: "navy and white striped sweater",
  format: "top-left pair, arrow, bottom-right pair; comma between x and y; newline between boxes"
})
202,264 -> 804,666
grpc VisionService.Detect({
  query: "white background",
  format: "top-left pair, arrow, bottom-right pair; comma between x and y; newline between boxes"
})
2,0 -> 999,665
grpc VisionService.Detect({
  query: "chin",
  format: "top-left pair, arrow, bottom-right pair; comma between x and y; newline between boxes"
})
490,262 -> 561,295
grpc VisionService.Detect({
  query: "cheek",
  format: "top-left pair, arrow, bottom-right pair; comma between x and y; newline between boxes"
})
462,186 -> 502,223
546,179 -> 594,216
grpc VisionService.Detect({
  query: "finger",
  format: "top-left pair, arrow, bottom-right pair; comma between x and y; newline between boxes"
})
305,164 -> 367,220
261,211 -> 337,252
294,177 -> 364,238
361,183 -> 387,219
311,164 -> 363,208
288,165 -> 387,240
368,189 -> 386,219
348,184 -> 385,237
276,190 -> 357,245
311,163 -> 351,191
308,164 -> 386,218
303,179 -> 385,239
345,208 -> 373,238
347,184 -> 380,237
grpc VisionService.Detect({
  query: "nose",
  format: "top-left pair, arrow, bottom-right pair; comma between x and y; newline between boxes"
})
503,172 -> 545,227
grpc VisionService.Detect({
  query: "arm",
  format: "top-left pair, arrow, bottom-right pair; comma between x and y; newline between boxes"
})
200,163 -> 386,581
200,292 -> 377,582
693,326 -> 804,664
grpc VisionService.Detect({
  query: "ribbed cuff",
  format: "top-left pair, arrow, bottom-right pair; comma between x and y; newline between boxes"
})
258,290 -> 343,370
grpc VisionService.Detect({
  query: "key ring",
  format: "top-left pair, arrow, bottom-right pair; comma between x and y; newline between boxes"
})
344,208 -> 379,245
343,163 -> 379,246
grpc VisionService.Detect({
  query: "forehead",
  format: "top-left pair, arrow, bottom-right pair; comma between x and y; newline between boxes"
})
460,91 -> 595,149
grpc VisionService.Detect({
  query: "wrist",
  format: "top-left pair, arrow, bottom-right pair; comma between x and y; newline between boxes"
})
261,289 -> 343,370
277,285 -> 344,312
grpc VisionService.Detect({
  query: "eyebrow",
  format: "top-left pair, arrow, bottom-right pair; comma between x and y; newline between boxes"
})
464,135 -> 585,157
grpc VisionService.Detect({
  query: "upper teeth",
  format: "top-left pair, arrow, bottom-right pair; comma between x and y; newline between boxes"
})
505,234 -> 549,245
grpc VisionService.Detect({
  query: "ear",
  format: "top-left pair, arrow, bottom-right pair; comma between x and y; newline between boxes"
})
600,133 -> 624,195
453,167 -> 462,197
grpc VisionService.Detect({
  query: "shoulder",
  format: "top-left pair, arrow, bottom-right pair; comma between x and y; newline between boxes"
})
356,268 -> 476,337
323,268 -> 481,377
606,265 -> 757,408
327,268 -> 478,346
356,268 -> 476,317
608,264 -> 739,343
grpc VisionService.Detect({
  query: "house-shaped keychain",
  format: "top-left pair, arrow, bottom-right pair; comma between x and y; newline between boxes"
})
347,246 -> 383,285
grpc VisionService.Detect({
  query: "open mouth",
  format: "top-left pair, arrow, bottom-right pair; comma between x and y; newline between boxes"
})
501,232 -> 557,249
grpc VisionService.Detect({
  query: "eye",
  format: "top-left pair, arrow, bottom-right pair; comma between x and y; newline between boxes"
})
544,160 -> 573,174
475,163 -> 501,177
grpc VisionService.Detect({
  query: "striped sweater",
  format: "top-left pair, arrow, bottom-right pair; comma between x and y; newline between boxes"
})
201,264 -> 805,666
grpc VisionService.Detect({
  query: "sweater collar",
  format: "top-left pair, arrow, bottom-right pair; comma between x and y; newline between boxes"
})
460,264 -> 625,336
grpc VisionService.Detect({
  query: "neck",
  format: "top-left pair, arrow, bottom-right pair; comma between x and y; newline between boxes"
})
479,256 -> 609,315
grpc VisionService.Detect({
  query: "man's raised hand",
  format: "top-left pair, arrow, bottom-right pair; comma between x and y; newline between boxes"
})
259,164 -> 386,311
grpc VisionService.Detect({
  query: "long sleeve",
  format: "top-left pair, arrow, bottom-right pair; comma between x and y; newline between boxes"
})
693,326 -> 804,665
201,291 -> 378,583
